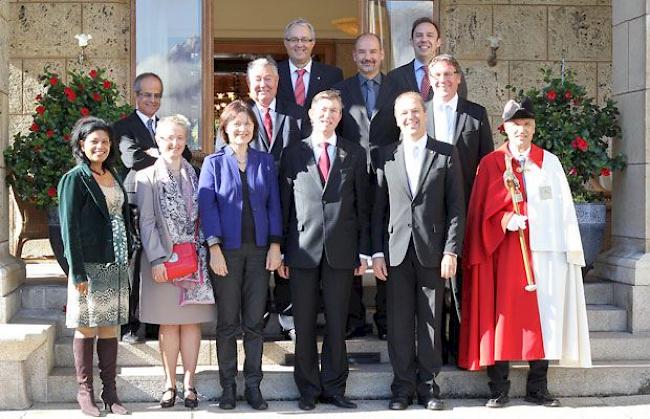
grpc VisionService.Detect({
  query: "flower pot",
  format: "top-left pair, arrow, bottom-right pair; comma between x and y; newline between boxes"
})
13,195 -> 49,258
575,202 -> 606,270
47,206 -> 69,275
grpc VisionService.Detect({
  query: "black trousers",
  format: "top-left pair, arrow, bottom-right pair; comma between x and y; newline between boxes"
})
442,268 -> 462,364
290,258 -> 354,400
387,242 -> 444,400
487,360 -> 549,395
272,272 -> 292,315
346,275 -> 365,331
214,244 -> 269,389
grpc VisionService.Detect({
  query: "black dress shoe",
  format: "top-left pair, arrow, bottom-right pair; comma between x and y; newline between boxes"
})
218,386 -> 236,410
418,397 -> 445,410
524,390 -> 560,407
485,392 -> 510,408
245,387 -> 268,410
298,397 -> 316,410
388,397 -> 409,410
320,395 -> 357,409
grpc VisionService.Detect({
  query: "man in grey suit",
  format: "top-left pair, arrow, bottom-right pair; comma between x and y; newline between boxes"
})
372,92 -> 465,411
335,32 -> 399,340
278,90 -> 369,411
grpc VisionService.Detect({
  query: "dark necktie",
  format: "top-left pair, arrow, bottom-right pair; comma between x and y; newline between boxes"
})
263,107 -> 273,145
365,79 -> 376,118
420,66 -> 431,100
146,118 -> 155,139
318,142 -> 330,183
294,69 -> 306,106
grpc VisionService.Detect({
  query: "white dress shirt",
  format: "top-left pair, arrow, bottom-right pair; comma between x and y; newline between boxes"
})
403,134 -> 428,195
433,94 -> 458,144
289,59 -> 313,94
136,109 -> 157,132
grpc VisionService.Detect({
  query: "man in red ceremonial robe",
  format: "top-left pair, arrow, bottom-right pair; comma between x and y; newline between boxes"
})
458,97 -> 591,408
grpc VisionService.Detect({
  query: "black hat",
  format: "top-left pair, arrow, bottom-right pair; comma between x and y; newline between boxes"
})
502,97 -> 535,122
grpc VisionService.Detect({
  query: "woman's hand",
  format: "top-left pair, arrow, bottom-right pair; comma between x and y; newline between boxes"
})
152,264 -> 168,283
266,243 -> 282,271
209,245 -> 229,277
75,281 -> 89,296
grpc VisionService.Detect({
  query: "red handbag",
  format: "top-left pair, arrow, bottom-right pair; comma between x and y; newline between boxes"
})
164,242 -> 198,280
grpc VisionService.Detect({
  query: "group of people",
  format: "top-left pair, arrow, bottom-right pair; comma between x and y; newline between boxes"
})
57,15 -> 592,416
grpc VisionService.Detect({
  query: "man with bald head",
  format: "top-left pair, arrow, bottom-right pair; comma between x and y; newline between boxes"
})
335,32 -> 399,340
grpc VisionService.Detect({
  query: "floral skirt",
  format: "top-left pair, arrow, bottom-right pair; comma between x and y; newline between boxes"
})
66,213 -> 130,328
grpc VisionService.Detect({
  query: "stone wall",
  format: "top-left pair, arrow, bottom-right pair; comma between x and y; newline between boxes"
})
439,0 -> 612,141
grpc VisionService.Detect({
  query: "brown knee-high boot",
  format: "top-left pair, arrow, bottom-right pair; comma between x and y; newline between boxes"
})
96,337 -> 128,415
73,337 -> 100,417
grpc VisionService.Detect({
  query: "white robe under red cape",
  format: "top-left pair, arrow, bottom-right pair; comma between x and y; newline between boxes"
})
458,143 -> 591,370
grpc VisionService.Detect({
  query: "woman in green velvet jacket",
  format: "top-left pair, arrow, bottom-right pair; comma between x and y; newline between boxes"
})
58,116 -> 132,416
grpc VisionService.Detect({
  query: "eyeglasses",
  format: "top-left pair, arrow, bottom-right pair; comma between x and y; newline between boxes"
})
285,37 -> 314,44
137,92 -> 163,100
430,71 -> 458,80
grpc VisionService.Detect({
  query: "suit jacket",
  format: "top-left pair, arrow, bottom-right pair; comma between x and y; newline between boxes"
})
198,146 -> 282,250
58,164 -> 133,285
425,97 -> 494,204
371,137 -> 465,267
115,111 -> 192,201
214,99 -> 303,165
334,73 -> 400,172
277,60 -> 344,137
387,59 -> 468,100
280,136 -> 369,269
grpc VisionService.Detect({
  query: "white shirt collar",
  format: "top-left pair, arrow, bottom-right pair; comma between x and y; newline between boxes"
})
433,93 -> 459,110
289,59 -> 313,75
507,142 -> 531,160
403,134 -> 428,150
136,109 -> 157,127
255,98 -> 276,113
311,133 -> 337,149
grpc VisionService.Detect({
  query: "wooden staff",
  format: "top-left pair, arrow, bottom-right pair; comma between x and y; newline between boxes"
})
503,155 -> 537,292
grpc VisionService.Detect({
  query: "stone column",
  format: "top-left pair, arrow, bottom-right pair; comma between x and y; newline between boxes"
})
0,0 -> 26,323
593,0 -> 650,333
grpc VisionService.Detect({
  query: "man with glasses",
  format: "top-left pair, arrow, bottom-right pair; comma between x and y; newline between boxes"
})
426,54 -> 493,364
115,72 -> 192,344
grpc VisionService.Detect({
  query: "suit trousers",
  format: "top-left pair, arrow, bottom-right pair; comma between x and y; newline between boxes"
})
214,243 -> 269,389
290,257 -> 354,400
387,241 -> 444,400
442,267 -> 462,363
487,360 -> 549,395
347,275 -> 366,331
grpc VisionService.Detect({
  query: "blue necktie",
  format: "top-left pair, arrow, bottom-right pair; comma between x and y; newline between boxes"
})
519,156 -> 526,189
146,118 -> 155,139
365,80 -> 376,119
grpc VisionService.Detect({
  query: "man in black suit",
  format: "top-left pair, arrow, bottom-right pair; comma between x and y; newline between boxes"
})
372,92 -> 465,411
388,17 -> 467,100
335,33 -> 399,340
114,72 -> 192,343
278,90 -> 369,411
277,18 -> 343,134
426,53 -> 493,363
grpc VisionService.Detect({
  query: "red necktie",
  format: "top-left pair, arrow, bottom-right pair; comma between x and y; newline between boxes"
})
294,69 -> 306,106
318,142 -> 330,183
263,107 -> 273,144
420,65 -> 431,100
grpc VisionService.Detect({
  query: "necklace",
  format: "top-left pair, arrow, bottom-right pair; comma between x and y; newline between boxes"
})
90,167 -> 106,176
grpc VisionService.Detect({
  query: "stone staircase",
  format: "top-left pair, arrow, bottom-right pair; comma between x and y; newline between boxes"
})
10,262 -> 650,403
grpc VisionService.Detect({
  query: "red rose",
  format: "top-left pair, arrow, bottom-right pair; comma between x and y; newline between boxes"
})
33,145 -> 42,153
89,69 -> 98,79
63,134 -> 71,142
64,87 -> 77,102
47,187 -> 57,197
568,167 -> 577,176
546,90 -> 557,101
600,167 -> 611,177
49,77 -> 58,86
35,94 -> 43,101
497,123 -> 505,134
30,122 -> 40,132
35,105 -> 46,115
103,80 -> 112,89
46,129 -> 55,138
564,91 -> 572,100
571,136 -> 588,152
80,107 -> 90,117
92,92 -> 102,102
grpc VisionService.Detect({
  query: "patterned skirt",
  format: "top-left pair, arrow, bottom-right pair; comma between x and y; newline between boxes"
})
66,213 -> 130,328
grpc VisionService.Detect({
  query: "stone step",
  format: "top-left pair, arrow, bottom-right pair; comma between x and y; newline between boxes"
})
53,336 -> 390,368
11,308 -> 73,337
583,281 -> 614,305
20,283 -> 68,310
586,304 -> 627,332
45,360 -> 650,402
588,331 -> 650,361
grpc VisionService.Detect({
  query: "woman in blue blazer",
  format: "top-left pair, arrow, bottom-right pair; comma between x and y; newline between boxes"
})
198,100 -> 282,410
